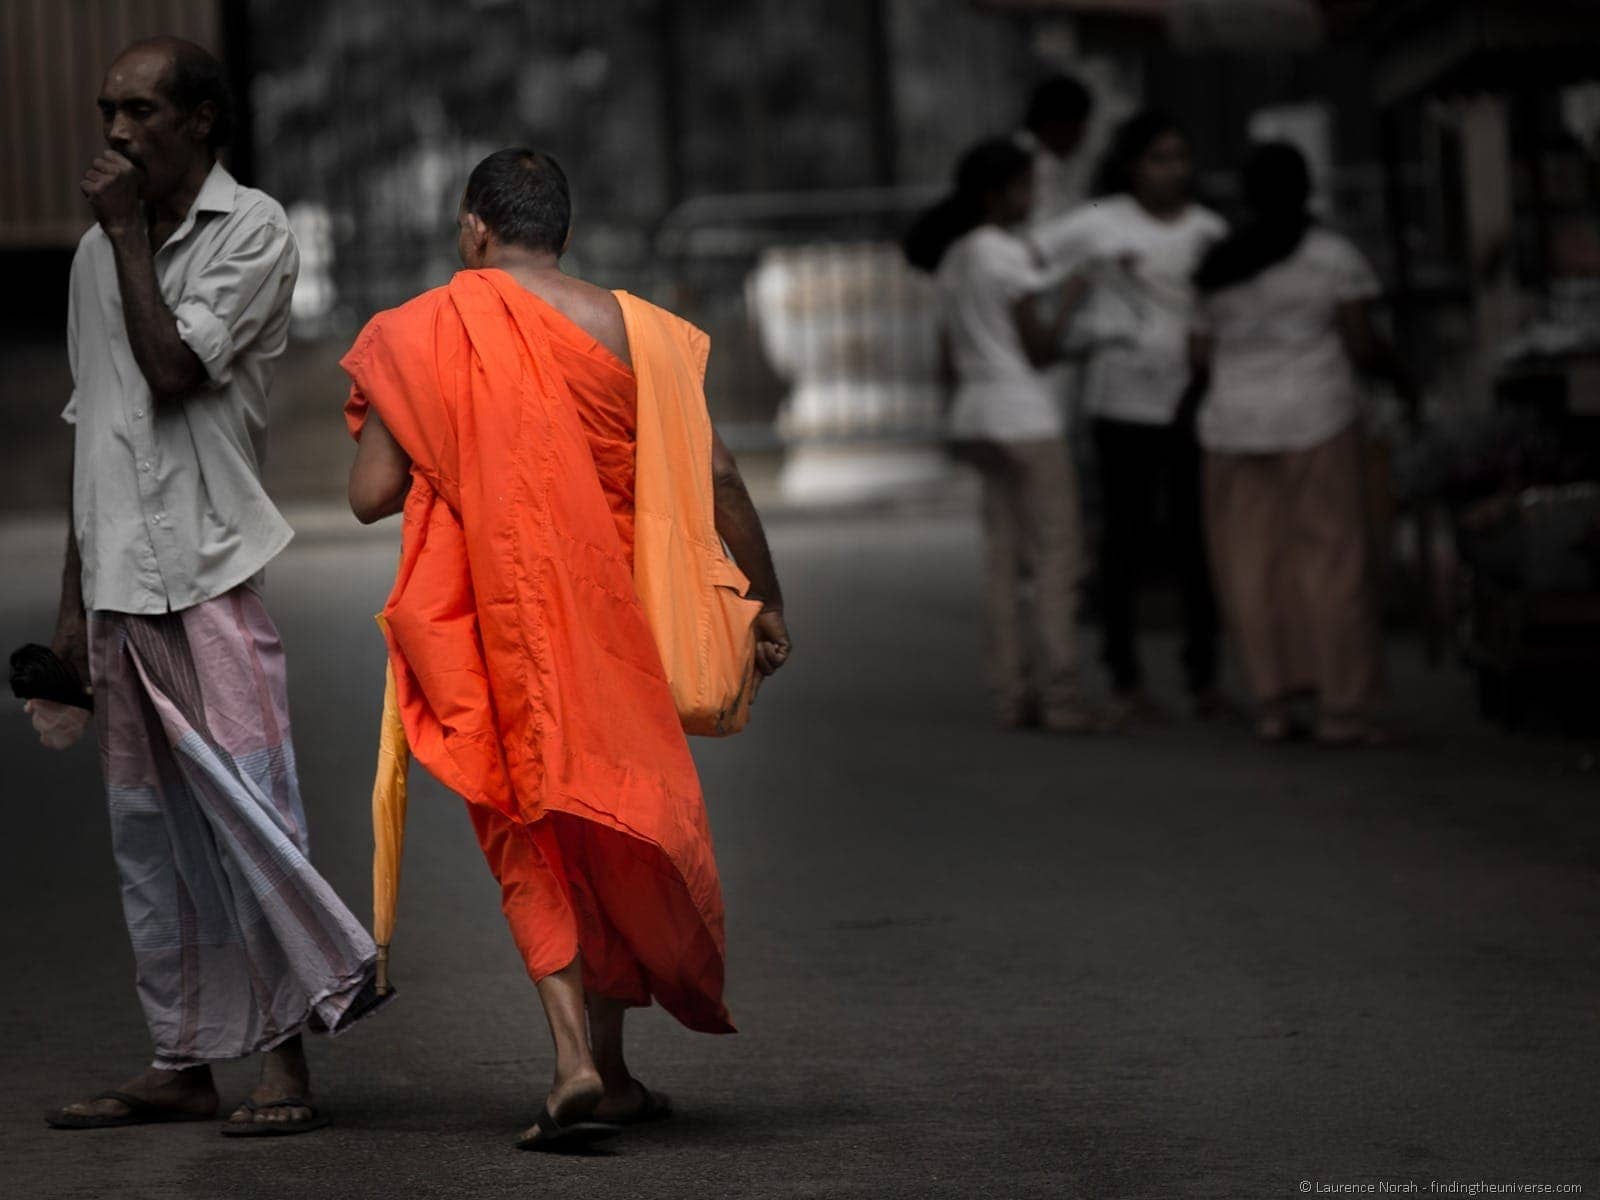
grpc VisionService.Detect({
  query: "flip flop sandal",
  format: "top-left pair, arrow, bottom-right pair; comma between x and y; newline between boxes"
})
46,1090 -> 213,1129
220,1097 -> 331,1137
515,1105 -> 623,1152
610,1083 -> 673,1127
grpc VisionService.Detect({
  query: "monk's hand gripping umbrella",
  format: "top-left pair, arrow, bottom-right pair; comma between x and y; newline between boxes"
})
369,617 -> 409,994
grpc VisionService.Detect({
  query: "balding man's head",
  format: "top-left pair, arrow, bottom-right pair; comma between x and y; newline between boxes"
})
109,37 -> 234,150
98,37 -> 231,203
458,149 -> 572,266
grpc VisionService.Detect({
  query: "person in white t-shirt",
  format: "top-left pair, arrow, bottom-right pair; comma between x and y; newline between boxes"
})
905,138 -> 1104,732
1193,142 -> 1415,746
1016,74 -> 1095,227
1033,111 -> 1229,727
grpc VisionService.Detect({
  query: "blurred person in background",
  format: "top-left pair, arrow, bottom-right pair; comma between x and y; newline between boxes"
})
1017,74 -> 1096,226
1032,111 -> 1229,730
36,37 -> 385,1138
1193,142 -> 1411,746
1018,73 -> 1098,540
344,148 -> 790,1150
907,139 -> 1103,733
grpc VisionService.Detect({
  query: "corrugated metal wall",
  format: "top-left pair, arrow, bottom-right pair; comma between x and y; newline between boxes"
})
0,0 -> 220,247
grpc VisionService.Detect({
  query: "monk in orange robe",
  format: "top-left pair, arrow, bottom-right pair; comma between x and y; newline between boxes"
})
341,148 -> 791,1150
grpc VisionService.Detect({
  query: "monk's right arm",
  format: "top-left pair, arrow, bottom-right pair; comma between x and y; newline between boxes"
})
349,408 -> 413,524
711,428 -> 791,675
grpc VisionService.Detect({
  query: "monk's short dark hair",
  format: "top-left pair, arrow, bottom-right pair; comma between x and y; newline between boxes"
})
463,148 -> 571,255
127,37 -> 234,150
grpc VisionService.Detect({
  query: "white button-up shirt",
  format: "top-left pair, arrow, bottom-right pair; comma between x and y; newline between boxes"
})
64,162 -> 298,614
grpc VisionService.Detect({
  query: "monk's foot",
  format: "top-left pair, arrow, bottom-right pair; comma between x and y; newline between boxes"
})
517,1068 -> 605,1146
53,1065 -> 218,1123
227,1040 -> 314,1128
593,1076 -> 672,1124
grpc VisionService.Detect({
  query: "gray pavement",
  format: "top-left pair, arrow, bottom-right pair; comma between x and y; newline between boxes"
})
0,508 -> 1597,1199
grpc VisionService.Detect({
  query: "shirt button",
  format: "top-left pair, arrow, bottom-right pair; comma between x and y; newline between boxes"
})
140,461 -> 151,472
152,513 -> 164,525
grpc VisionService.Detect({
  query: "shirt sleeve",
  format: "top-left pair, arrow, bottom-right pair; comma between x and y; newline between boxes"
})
61,255 -> 80,425
172,213 -> 300,387
1327,236 -> 1383,303
1030,207 -> 1096,272
978,232 -> 1056,303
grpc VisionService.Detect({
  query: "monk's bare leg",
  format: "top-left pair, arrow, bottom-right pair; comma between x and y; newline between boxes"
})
52,1064 -> 218,1123
519,956 -> 603,1141
588,993 -> 669,1122
587,993 -> 633,1110
224,1034 -> 316,1127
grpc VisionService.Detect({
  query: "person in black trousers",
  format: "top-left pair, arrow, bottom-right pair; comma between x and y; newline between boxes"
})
1093,389 -> 1220,722
1031,111 -> 1230,725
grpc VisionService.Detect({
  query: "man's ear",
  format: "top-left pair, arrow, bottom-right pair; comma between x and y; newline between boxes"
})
464,212 -> 491,256
560,224 -> 573,257
188,99 -> 216,150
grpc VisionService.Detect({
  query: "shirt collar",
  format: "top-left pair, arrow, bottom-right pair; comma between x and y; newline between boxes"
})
193,161 -> 238,215
155,162 -> 237,258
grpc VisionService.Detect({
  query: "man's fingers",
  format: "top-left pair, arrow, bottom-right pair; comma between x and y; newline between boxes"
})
28,699 -> 90,750
755,641 -> 789,676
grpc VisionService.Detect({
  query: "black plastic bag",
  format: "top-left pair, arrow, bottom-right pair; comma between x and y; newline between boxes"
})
9,644 -> 93,711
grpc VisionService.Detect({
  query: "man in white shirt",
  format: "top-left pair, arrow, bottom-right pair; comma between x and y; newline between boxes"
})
1016,75 -> 1095,227
36,37 -> 385,1137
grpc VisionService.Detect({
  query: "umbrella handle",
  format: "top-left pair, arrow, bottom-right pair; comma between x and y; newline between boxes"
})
376,944 -> 391,995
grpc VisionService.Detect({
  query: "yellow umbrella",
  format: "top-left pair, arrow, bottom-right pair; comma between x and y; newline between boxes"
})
369,617 -> 410,994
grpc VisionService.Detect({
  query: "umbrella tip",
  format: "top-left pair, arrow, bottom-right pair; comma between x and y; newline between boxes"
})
375,944 -> 391,995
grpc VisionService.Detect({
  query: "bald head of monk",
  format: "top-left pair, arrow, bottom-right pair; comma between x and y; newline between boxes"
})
457,148 -> 573,270
97,36 -> 232,204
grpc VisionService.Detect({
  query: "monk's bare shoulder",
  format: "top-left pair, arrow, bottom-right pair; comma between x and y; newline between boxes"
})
509,269 -> 632,368
564,277 -> 631,369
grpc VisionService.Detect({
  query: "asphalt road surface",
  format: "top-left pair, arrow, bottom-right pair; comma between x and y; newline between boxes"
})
1,509 -> 1596,1199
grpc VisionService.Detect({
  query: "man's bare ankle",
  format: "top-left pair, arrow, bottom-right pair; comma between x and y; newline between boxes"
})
141,1065 -> 213,1093
599,1069 -> 635,1098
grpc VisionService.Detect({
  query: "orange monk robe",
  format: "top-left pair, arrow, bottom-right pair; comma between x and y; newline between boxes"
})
341,268 -> 732,1033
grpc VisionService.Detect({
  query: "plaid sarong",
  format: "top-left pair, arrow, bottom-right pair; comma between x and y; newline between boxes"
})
89,585 -> 387,1069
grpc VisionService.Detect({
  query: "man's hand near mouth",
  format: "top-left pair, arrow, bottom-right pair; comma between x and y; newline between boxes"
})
81,150 -> 145,237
